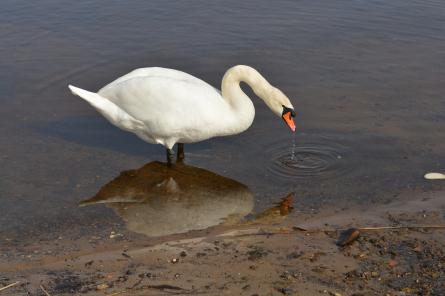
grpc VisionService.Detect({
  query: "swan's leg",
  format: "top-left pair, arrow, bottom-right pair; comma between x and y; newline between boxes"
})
177,143 -> 185,162
166,148 -> 174,166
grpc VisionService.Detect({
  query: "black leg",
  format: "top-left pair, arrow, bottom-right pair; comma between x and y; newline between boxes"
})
177,143 -> 185,162
166,148 -> 174,166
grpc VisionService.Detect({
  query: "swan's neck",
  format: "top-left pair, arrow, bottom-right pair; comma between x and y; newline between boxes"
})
221,65 -> 272,133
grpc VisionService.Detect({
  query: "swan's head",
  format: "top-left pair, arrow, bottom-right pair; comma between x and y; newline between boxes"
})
268,87 -> 296,132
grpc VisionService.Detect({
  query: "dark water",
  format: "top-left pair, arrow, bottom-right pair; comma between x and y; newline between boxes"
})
1,0 -> 445,241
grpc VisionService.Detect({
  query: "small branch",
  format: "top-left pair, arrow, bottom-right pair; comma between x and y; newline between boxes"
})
293,225 -> 445,233
128,277 -> 143,289
136,284 -> 192,295
357,225 -> 445,231
217,224 -> 445,239
40,285 -> 51,296
107,291 -> 126,296
0,281 -> 20,293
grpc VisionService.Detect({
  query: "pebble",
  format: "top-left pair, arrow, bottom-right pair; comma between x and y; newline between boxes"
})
278,287 -> 294,295
171,258 -> 179,263
336,228 -> 360,247
388,260 -> 398,268
109,232 -> 123,239
96,283 -> 109,290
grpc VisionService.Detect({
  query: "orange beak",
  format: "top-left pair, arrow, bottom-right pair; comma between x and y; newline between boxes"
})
282,111 -> 296,132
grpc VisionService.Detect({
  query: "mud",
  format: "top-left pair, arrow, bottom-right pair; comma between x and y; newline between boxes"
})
1,190 -> 444,296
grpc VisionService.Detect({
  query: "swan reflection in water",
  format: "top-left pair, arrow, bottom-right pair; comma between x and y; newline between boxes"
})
80,161 -> 255,237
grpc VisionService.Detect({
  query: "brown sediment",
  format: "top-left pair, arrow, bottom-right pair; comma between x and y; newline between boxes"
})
1,190 -> 444,295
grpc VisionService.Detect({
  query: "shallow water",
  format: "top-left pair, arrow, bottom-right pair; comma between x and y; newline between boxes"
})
80,161 -> 255,237
1,0 -> 445,242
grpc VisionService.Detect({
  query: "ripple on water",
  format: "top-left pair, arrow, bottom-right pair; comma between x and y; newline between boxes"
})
267,134 -> 352,179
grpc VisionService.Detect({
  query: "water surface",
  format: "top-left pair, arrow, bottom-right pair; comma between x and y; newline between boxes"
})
1,0 -> 445,243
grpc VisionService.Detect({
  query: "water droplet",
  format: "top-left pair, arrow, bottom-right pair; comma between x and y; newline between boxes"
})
290,132 -> 297,160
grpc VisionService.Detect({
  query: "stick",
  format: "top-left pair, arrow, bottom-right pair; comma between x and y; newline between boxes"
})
0,281 -> 20,292
107,291 -> 126,296
218,224 -> 445,238
40,285 -> 51,296
299,225 -> 445,233
357,225 -> 445,231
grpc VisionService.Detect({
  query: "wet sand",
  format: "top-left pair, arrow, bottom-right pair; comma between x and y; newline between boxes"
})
1,189 -> 444,295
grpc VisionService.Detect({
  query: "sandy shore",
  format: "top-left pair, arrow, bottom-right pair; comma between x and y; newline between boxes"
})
1,190 -> 444,296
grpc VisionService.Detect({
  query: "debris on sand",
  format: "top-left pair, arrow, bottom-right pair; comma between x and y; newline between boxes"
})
170,258 -> 179,263
246,246 -> 269,261
40,284 -> 51,296
96,283 -> 110,290
336,228 -> 360,247
0,281 -> 20,292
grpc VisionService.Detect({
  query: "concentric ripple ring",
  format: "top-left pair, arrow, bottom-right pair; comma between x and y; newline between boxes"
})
267,137 -> 351,179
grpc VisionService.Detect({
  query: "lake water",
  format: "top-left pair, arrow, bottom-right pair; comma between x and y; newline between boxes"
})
1,0 -> 444,243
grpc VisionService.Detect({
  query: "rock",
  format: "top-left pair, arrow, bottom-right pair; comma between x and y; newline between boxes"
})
109,232 -> 123,239
286,251 -> 303,259
277,287 -> 294,295
388,260 -> 397,268
246,246 -> 269,261
84,260 -> 94,267
96,283 -> 109,290
336,228 -> 360,247
171,258 -> 179,263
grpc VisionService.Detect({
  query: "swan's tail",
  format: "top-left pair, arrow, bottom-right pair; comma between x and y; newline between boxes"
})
68,85 -> 111,112
68,85 -> 145,132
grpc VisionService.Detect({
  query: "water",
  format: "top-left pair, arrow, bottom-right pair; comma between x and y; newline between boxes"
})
80,161 -> 254,237
1,0 -> 445,244
270,133 -> 350,179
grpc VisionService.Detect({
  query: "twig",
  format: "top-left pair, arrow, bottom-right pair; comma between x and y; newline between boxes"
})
0,281 -> 20,292
217,224 -> 445,239
128,277 -> 143,289
357,225 -> 445,231
107,291 -> 126,296
40,285 -> 51,296
136,284 -> 193,295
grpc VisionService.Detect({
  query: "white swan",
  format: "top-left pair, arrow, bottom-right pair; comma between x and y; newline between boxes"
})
68,65 -> 296,163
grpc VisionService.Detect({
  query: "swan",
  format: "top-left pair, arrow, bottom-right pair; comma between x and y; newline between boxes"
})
68,65 -> 296,164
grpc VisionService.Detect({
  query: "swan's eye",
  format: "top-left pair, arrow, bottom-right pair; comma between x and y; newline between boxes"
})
282,106 -> 295,117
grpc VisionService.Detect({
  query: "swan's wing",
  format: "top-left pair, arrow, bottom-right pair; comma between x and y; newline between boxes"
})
99,67 -> 218,92
97,71 -> 232,140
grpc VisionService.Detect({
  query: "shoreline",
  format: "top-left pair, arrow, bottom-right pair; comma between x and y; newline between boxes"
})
1,190 -> 444,295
